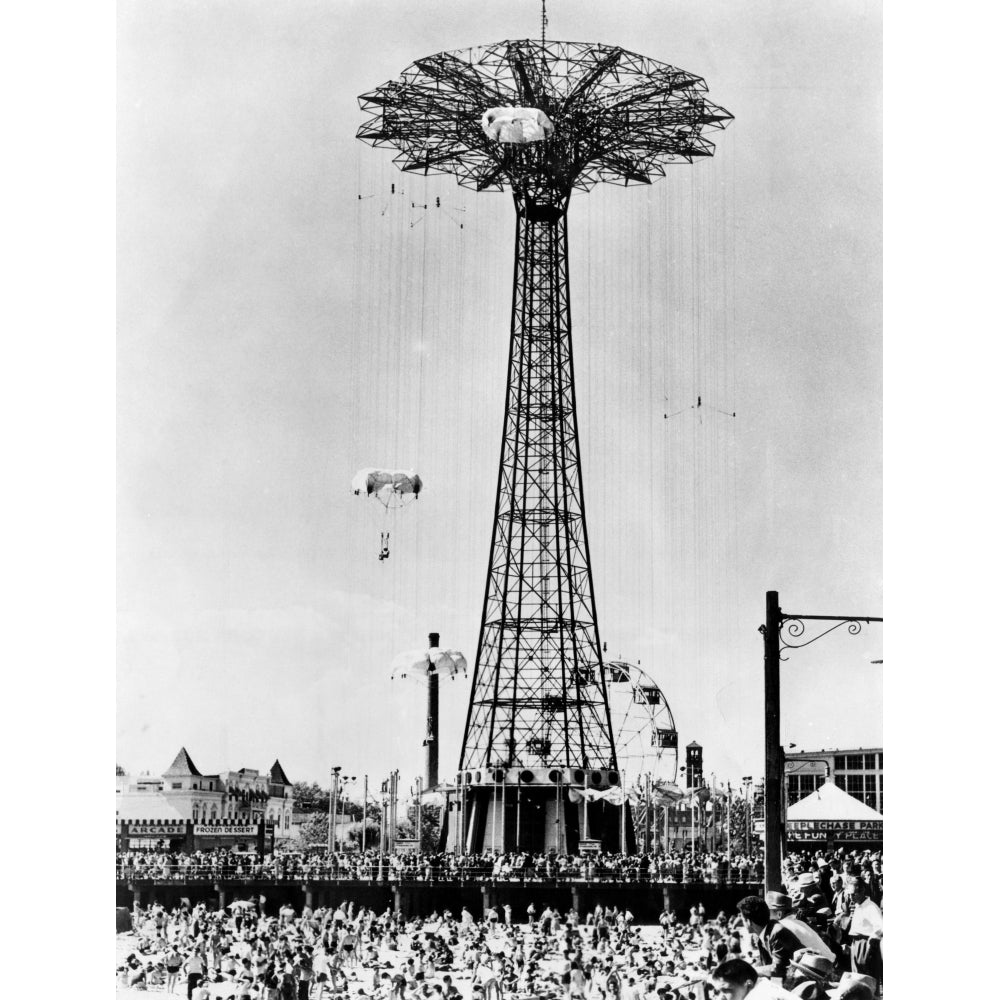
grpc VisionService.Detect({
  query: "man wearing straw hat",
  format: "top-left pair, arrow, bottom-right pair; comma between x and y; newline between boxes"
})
785,950 -> 836,999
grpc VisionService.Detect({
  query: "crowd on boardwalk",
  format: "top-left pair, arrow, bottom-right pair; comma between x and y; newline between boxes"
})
117,850 -> 766,884
117,850 -> 882,1000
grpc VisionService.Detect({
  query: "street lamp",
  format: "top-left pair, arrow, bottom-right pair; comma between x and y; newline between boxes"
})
785,743 -> 831,780
361,774 -> 370,854
760,590 -> 882,891
783,743 -> 831,820
741,776 -> 753,855
333,773 -> 358,852
671,765 -> 685,856
328,767 -> 341,855
678,766 -> 697,862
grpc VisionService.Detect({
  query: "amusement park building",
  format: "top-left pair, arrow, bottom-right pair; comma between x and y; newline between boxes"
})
116,747 -> 294,834
784,746 -> 883,815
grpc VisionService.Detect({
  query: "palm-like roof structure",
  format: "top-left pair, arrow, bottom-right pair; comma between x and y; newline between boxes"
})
357,39 -> 733,198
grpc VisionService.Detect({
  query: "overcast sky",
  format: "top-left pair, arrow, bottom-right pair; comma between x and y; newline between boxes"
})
117,0 -> 881,793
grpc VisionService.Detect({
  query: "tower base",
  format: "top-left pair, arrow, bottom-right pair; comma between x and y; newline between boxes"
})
444,783 -> 637,854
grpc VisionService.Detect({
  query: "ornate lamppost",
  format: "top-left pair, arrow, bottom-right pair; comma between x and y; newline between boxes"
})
759,590 -> 882,891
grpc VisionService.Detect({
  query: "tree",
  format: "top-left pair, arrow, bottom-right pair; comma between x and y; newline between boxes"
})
293,782 -> 372,820
344,821 -> 381,849
396,805 -> 442,852
298,812 -> 329,848
292,781 -> 329,813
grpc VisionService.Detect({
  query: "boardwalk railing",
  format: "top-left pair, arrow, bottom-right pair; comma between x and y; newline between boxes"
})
116,862 -> 762,885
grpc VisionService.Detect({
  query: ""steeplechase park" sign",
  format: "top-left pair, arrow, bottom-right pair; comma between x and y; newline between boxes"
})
787,819 -> 882,842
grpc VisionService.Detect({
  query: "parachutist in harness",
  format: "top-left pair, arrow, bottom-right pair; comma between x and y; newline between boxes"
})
352,468 -> 421,561
663,394 -> 735,421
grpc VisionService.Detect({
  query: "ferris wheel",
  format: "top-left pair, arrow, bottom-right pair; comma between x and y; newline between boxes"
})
603,660 -> 679,787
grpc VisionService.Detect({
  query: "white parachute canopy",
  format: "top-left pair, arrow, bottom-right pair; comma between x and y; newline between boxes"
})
481,106 -> 554,144
652,781 -> 686,804
689,786 -> 712,806
391,647 -> 468,681
569,786 -> 641,806
352,468 -> 423,508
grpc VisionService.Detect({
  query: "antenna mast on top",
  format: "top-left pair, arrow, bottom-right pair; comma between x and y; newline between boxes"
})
541,0 -> 548,48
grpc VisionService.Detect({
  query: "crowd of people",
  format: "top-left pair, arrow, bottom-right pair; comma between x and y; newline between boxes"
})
116,849 -> 767,885
116,850 -> 882,1000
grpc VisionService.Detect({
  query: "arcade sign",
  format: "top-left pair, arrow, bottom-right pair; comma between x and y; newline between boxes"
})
127,823 -> 187,836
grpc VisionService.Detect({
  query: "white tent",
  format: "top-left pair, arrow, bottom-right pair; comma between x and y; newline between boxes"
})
786,780 -> 882,821
786,780 -> 882,845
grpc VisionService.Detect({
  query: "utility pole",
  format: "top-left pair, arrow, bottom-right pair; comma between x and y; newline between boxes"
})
328,766 -> 341,855
394,770 -> 400,853
690,799 -> 696,862
362,774 -> 368,854
555,772 -> 563,853
727,782 -> 732,865
515,772 -> 521,849
377,777 -> 386,881
334,768 -> 344,853
427,632 -> 440,789
387,772 -> 393,855
415,775 -> 423,850
388,770 -> 397,855
456,772 -> 464,856
491,770 -> 497,853
620,770 -> 627,855
763,591 -> 782,891
709,774 -> 716,852
644,774 -> 652,853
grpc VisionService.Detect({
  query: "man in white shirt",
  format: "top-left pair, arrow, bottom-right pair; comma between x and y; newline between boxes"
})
620,976 -> 641,1000
590,961 -> 608,998
184,952 -> 206,1000
846,878 -> 882,990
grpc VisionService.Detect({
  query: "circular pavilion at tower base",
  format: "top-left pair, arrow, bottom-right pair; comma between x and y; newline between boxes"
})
442,768 -> 637,854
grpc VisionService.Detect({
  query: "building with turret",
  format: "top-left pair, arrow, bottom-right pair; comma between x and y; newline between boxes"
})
116,747 -> 294,836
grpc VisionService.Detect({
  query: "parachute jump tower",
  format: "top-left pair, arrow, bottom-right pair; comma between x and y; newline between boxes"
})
357,36 -> 731,853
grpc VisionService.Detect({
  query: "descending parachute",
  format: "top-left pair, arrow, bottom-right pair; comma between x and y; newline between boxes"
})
481,107 -> 554,144
391,647 -> 468,681
653,781 -> 686,804
352,467 -> 422,561
351,468 -> 422,506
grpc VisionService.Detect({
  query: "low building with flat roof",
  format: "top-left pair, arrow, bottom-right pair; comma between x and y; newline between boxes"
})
784,746 -> 883,815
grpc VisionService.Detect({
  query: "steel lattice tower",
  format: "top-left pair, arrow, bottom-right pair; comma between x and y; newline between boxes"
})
358,39 -> 731,852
